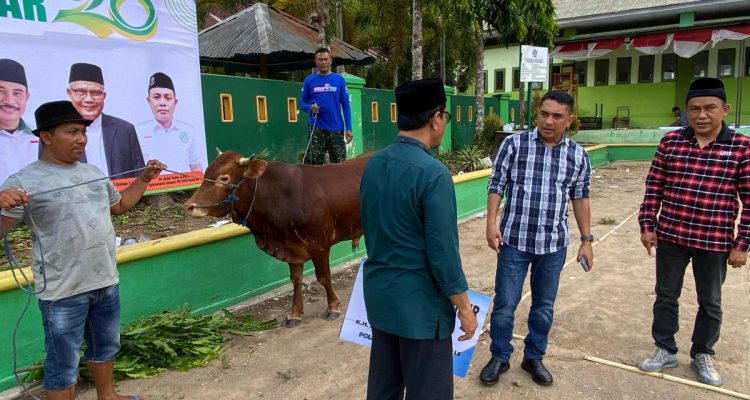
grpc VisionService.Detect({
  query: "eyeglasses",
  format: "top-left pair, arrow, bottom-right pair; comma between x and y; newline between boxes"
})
70,88 -> 105,99
440,110 -> 452,123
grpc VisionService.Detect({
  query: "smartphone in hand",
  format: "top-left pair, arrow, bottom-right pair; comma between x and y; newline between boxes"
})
579,257 -> 590,272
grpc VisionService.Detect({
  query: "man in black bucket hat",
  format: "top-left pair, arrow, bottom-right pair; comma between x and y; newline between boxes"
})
0,58 -> 38,184
638,77 -> 748,386
0,100 -> 165,400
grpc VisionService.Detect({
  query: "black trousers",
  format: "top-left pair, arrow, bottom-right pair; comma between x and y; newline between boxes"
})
367,327 -> 453,400
652,240 -> 728,358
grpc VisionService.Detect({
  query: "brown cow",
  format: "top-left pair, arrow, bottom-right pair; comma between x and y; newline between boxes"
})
183,151 -> 371,327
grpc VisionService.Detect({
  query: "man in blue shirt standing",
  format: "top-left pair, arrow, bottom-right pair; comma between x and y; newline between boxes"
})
299,47 -> 352,164
360,77 -> 477,400
480,90 -> 593,387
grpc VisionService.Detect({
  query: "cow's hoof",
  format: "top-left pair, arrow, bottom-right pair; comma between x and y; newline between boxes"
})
322,310 -> 340,321
283,318 -> 302,328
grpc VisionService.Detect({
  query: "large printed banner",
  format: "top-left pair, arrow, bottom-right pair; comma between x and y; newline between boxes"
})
339,259 -> 492,378
0,0 -> 208,192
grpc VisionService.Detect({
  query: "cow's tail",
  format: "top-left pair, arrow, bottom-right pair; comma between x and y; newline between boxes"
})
351,237 -> 361,252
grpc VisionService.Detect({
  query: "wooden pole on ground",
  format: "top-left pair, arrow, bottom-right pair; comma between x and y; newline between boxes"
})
585,355 -> 750,400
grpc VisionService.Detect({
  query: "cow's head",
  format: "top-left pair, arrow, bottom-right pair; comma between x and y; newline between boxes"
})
183,151 -> 268,218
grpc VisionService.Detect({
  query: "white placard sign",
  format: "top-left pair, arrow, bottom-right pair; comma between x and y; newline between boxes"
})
520,45 -> 549,83
339,259 -> 492,378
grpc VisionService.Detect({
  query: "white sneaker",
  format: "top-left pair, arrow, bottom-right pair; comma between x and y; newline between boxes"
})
639,347 -> 678,372
691,353 -> 723,386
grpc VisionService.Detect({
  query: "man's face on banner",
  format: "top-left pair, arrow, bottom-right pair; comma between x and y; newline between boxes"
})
147,87 -> 178,125
0,80 -> 28,130
67,81 -> 106,121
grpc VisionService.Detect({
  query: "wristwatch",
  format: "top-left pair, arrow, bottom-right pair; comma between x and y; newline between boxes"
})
580,234 -> 594,242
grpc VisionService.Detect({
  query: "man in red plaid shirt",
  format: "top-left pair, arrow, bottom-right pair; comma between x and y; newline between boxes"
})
637,77 -> 750,387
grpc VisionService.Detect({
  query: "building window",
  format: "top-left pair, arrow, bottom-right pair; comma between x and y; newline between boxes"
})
220,94 -> 233,122
494,69 -> 505,92
595,59 -> 609,86
483,70 -> 488,93
574,61 -> 587,86
287,98 -> 298,122
390,103 -> 397,122
638,55 -> 655,83
256,96 -> 268,123
693,50 -> 708,78
662,54 -> 677,81
512,68 -> 520,90
468,106 -> 474,122
616,57 -> 631,84
455,106 -> 462,122
371,102 -> 379,123
717,48 -> 735,77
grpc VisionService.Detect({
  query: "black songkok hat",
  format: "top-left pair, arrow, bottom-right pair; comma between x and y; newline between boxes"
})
0,59 -> 27,87
686,77 -> 726,103
69,63 -> 104,84
149,72 -> 175,93
32,100 -> 92,136
395,77 -> 446,115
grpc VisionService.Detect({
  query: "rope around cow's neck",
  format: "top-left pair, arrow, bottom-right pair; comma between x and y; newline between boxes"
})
167,168 -> 259,228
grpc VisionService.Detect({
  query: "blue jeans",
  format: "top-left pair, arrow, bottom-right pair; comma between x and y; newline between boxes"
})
38,284 -> 121,390
489,244 -> 566,362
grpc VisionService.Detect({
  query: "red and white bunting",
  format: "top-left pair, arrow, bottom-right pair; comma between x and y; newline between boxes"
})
552,25 -> 750,61
672,29 -> 712,58
551,38 -> 624,60
712,25 -> 750,45
632,33 -> 674,55
550,42 -> 591,60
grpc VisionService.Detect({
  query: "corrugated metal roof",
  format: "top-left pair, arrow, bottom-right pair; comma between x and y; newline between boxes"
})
199,3 -> 374,73
553,0 -> 698,20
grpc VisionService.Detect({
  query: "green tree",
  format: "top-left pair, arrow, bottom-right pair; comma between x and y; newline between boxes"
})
466,0 -> 557,134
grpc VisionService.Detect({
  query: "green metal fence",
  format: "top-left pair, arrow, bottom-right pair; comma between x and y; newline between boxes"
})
361,88 -> 398,152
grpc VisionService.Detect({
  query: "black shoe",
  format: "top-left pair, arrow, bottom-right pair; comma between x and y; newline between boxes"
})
521,358 -> 553,386
479,358 -> 510,385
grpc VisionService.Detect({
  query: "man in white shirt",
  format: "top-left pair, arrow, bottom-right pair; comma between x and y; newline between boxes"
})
136,72 -> 202,174
66,62 -> 144,178
0,58 -> 38,184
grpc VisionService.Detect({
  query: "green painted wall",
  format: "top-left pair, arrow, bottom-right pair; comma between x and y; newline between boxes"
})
448,95 -> 499,149
577,82 -> 677,129
201,74 -> 308,163
361,88 -> 398,152
451,95 -> 476,149
343,73 -> 366,159
721,77 -> 750,124
574,127 -> 750,144
483,45 -> 522,96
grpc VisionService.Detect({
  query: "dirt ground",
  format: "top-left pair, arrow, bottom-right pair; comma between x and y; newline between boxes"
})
65,161 -> 748,399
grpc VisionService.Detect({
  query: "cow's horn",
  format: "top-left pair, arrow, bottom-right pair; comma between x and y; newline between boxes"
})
238,157 -> 251,166
215,147 -> 223,156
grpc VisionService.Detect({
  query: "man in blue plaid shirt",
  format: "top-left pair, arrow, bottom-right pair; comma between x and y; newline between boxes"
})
479,90 -> 592,387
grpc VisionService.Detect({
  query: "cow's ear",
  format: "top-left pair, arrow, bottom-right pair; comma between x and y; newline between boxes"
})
243,160 -> 268,179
